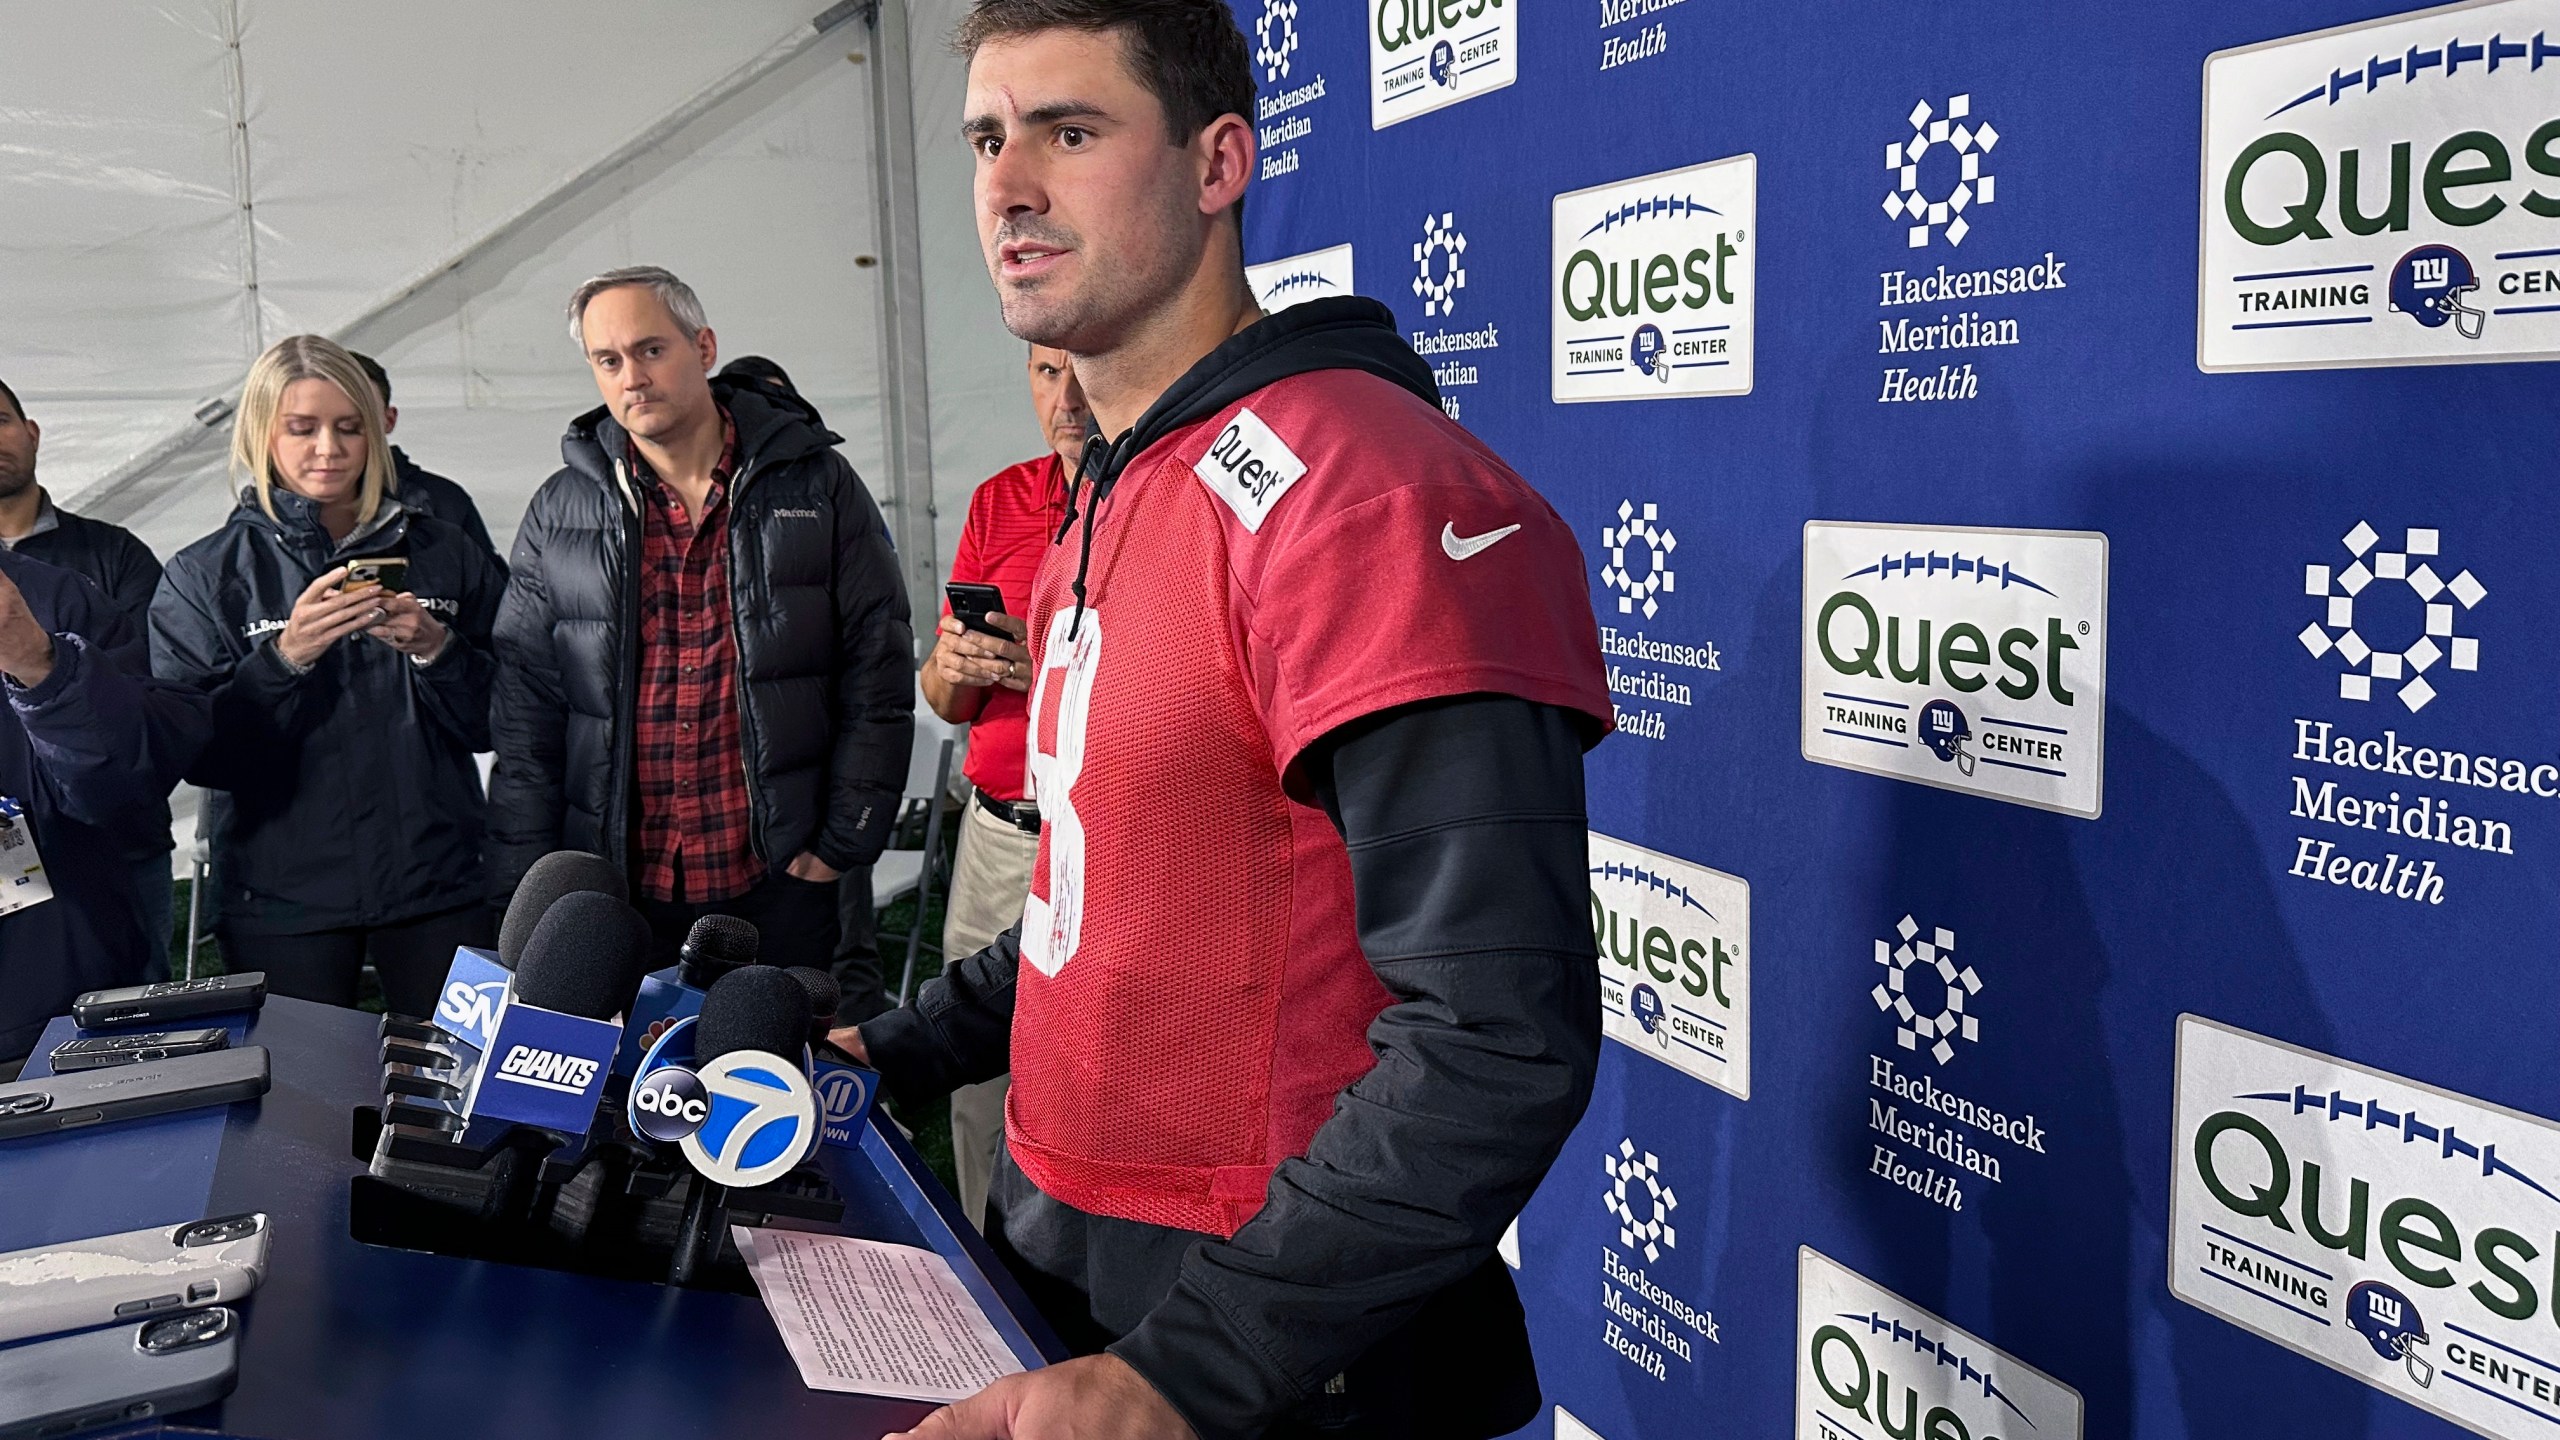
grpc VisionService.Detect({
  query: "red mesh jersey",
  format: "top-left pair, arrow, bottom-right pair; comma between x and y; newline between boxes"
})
1005,368 -> 1611,1238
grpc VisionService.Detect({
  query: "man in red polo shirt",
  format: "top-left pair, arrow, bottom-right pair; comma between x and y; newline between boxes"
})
924,342 -> 1086,1229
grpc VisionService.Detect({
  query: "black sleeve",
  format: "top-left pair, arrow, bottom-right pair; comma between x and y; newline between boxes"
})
12,634 -> 208,837
856,923 -> 1020,1107
149,551 -> 333,791
78,568 -> 151,679
485,486 -> 572,899
816,460 -> 914,872
449,490 -> 503,574
1109,694 -> 1600,1440
106,529 -> 164,641
404,531 -> 499,752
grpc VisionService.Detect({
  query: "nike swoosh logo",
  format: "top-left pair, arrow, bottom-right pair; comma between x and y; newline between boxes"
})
1441,522 -> 1522,561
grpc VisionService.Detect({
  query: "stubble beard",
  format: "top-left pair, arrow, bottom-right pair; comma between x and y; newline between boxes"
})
992,207 -> 1197,359
997,252 -> 1137,355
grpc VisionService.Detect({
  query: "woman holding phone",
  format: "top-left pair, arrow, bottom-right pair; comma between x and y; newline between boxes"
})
151,336 -> 505,1016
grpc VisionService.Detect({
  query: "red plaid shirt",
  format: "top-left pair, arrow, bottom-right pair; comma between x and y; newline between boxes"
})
630,410 -> 764,903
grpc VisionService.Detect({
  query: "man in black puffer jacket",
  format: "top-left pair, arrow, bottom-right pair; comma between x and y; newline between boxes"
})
489,267 -> 912,970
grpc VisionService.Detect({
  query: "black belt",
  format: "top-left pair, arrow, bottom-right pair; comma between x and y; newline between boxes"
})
974,789 -> 1042,833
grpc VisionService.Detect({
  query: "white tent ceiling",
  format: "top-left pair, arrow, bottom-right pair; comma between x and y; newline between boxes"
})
1,0 -> 1040,591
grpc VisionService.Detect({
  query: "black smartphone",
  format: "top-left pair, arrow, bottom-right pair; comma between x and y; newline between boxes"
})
0,1047 -> 271,1142
0,1307 -> 241,1439
50,1029 -> 231,1074
945,582 -> 1011,638
72,972 -> 266,1030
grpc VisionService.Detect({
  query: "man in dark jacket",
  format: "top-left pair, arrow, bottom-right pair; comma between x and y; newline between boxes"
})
489,267 -> 912,972
0,377 -> 177,976
349,353 -> 504,569
0,546 -> 209,1073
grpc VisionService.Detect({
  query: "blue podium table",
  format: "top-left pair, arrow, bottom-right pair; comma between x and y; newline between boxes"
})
0,997 -> 1061,1438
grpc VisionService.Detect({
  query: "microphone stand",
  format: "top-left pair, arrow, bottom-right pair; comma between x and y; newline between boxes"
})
669,1175 -> 730,1287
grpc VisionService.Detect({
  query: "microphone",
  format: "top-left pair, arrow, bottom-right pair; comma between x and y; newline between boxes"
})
500,850 -> 631,969
429,849 -> 626,1052
645,967 -> 822,1285
680,914 -> 760,988
783,967 -> 839,1041
360,890 -> 650,1246
460,891 -> 648,1137
781,967 -> 881,1154
509,892 -> 651,1017
618,915 -> 763,1077
692,965 -> 810,1064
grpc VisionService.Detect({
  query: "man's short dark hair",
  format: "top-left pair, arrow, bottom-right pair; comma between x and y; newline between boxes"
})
0,379 -> 19,420
718,355 -> 799,396
351,352 -> 393,406
954,0 -> 1253,148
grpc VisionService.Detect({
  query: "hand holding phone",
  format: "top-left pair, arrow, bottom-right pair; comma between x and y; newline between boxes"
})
936,583 -> 1030,696
279,568 -> 392,668
945,582 -> 1010,638
339,556 -> 410,594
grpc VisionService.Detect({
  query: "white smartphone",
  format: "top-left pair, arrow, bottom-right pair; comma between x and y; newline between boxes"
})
0,1213 -> 268,1346
0,1306 -> 240,1438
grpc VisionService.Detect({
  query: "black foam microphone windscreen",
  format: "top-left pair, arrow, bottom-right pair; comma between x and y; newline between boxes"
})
499,851 -> 630,970
678,914 -> 760,988
784,968 -> 840,1035
512,892 -> 651,1020
695,966 -> 816,1064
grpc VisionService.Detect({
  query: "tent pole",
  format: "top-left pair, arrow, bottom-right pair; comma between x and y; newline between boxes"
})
864,0 -> 943,645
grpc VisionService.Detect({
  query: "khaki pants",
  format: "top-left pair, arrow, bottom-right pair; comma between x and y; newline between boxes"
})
944,792 -> 1040,1230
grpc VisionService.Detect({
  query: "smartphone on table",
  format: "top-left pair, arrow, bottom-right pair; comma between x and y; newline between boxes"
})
50,1029 -> 230,1074
0,1213 -> 269,1345
72,972 -> 265,1030
0,1307 -> 241,1438
0,1048 -> 271,1141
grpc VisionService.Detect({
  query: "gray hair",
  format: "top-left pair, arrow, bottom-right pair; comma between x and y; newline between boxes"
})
566,266 -> 708,349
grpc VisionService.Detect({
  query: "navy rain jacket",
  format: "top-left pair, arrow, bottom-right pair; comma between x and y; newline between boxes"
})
151,490 -> 503,933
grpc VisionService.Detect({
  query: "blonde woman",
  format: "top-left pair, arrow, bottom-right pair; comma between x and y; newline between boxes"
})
150,335 -> 505,1016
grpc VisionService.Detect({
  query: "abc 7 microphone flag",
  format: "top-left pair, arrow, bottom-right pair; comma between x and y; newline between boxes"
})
634,1037 -> 843,1189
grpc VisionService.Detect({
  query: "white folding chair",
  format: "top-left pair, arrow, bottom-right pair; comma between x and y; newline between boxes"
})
878,703 -> 967,1006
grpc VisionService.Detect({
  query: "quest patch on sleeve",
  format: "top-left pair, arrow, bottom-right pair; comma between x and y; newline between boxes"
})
1193,408 -> 1309,533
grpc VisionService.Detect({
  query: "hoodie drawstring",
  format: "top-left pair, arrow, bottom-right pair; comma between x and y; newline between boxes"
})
1063,432 -> 1122,642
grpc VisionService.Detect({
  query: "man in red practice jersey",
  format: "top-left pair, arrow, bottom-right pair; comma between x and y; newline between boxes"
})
836,4 -> 1612,1437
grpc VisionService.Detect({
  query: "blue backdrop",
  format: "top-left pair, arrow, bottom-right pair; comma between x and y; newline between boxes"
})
1234,1 -> 2560,1437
